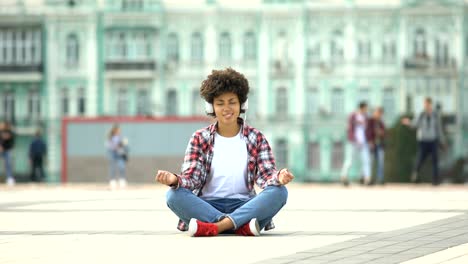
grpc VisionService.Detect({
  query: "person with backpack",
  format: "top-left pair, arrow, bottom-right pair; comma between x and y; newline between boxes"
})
29,130 -> 47,182
402,97 -> 446,185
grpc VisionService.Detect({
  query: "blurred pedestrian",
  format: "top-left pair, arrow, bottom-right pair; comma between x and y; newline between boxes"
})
29,130 -> 47,182
155,68 -> 292,237
341,101 -> 371,186
0,121 -> 15,186
107,124 -> 128,189
368,107 -> 386,185
402,97 -> 446,185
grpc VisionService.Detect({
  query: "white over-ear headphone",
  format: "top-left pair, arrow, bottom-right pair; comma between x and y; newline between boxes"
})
205,99 -> 249,115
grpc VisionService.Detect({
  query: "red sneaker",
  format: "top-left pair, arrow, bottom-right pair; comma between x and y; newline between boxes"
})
188,218 -> 219,237
235,218 -> 260,236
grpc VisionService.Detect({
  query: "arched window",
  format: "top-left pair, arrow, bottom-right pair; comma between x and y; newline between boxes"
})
243,31 -> 256,61
330,30 -> 344,62
167,33 -> 179,62
275,139 -> 288,168
117,88 -> 128,116
27,88 -> 41,120
276,87 -> 288,118
219,32 -> 231,61
137,89 -> 150,115
331,88 -> 344,115
307,87 -> 319,115
77,87 -> 86,116
66,33 -> 79,67
166,89 -> 178,116
60,88 -> 69,116
414,28 -> 426,56
118,32 -> 127,59
191,32 -> 204,62
2,90 -> 15,122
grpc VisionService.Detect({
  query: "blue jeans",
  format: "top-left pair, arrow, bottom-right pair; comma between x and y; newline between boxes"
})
108,150 -> 126,180
414,140 -> 439,184
373,145 -> 385,183
166,185 -> 288,231
341,142 -> 371,180
2,150 -> 13,180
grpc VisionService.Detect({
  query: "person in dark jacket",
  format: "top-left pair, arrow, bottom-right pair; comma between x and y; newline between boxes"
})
0,121 -> 15,186
367,107 -> 386,185
29,130 -> 47,182
402,97 -> 446,185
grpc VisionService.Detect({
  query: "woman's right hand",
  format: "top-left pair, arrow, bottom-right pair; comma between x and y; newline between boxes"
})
155,170 -> 178,186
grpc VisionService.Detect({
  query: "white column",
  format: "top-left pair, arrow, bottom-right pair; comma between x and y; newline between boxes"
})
87,20 -> 98,116
294,11 -> 305,119
258,14 -> 269,118
205,12 -> 216,67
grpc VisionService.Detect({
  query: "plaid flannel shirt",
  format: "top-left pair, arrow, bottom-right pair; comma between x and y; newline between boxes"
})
173,119 -> 282,231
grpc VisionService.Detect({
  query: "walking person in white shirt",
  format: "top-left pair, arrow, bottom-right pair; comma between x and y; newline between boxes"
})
341,102 -> 372,186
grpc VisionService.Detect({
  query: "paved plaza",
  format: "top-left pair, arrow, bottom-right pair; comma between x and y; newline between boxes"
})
0,183 -> 468,264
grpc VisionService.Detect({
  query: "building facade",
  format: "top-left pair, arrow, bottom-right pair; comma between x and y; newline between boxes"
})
0,0 -> 467,182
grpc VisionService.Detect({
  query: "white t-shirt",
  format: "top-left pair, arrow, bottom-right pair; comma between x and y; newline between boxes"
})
354,113 -> 367,145
200,130 -> 250,200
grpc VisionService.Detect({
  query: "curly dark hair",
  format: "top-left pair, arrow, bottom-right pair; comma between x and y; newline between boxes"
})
200,68 -> 249,116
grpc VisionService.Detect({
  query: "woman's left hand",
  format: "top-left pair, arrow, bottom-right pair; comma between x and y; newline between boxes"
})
278,169 -> 294,185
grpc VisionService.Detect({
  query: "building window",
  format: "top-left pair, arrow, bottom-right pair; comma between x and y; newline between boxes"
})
435,36 -> 449,66
136,89 -> 150,115
27,89 -> 41,120
219,32 -> 232,61
191,32 -> 203,63
307,142 -> 320,169
117,32 -> 127,59
167,33 -> 179,62
166,89 -> 178,116
33,30 -> 42,64
18,31 -> 26,64
382,38 -> 396,62
191,89 -> 203,115
24,30 -> 33,64
357,39 -> 371,62
122,0 -> 143,11
77,87 -> 86,116
243,31 -> 256,61
331,88 -> 344,115
307,87 -> 319,115
275,139 -> 288,168
60,88 -> 69,116
133,32 -> 146,60
276,87 -> 288,118
1,91 -> 15,122
307,41 -> 321,65
414,28 -> 426,57
66,33 -> 79,67
383,87 -> 395,117
117,88 -> 128,116
143,33 -> 152,57
330,30 -> 344,62
331,141 -> 344,170
4,30 -> 13,64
